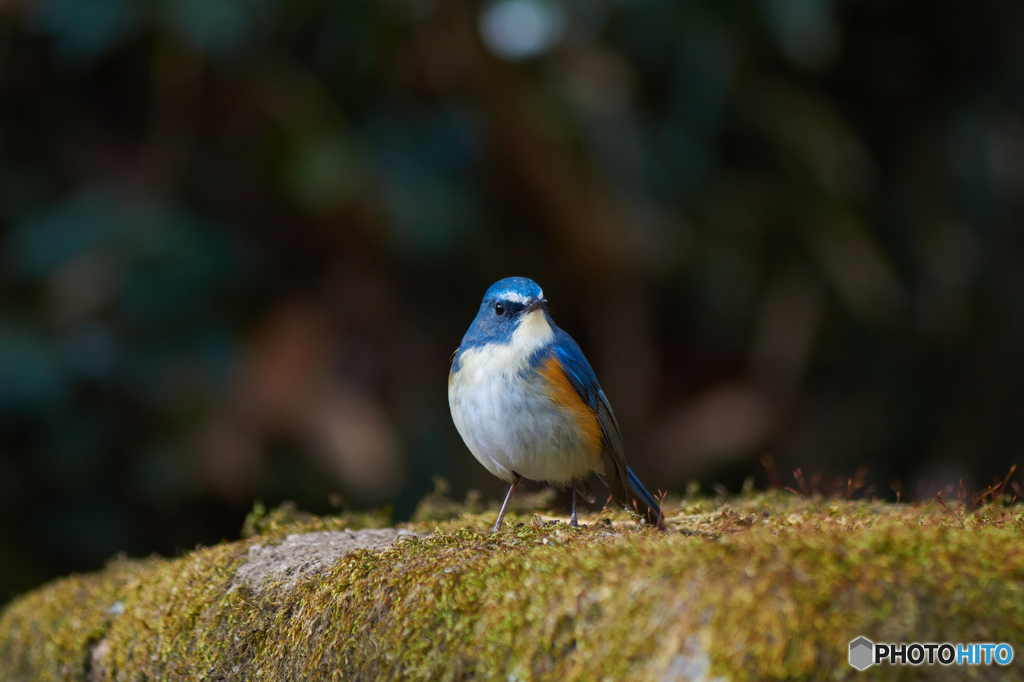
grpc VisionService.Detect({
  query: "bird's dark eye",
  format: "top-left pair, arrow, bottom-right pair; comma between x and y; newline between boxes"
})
494,302 -> 506,316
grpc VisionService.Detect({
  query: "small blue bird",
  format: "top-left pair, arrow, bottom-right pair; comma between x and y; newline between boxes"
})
448,277 -> 665,532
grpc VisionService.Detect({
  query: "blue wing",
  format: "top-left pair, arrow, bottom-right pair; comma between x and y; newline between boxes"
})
548,329 -> 622,446
544,325 -> 664,528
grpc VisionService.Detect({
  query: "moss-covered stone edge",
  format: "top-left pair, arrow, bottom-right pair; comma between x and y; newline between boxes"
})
2,492 -> 1023,681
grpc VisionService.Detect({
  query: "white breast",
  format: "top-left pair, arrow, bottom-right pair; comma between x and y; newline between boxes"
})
448,310 -> 599,485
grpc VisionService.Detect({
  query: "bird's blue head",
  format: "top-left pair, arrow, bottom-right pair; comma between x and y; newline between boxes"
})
459,277 -> 549,349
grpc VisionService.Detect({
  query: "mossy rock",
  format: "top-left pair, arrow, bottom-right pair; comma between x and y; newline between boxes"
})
2,492 -> 1023,680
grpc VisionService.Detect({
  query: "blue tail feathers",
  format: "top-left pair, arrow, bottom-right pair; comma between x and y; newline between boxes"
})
627,467 -> 665,529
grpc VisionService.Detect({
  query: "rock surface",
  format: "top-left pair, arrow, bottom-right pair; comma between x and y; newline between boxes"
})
2,493 -> 1023,681
235,529 -> 424,591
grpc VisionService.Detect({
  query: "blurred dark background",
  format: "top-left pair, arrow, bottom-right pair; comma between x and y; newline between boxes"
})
2,0 -> 1023,605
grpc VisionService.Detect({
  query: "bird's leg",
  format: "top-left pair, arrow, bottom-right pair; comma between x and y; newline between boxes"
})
492,473 -> 522,533
570,481 -> 579,528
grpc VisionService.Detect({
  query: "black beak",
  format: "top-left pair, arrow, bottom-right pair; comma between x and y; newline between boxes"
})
526,298 -> 546,312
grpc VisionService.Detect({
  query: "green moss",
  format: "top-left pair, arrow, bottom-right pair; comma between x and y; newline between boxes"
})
241,499 -> 392,539
3,494 -> 1024,680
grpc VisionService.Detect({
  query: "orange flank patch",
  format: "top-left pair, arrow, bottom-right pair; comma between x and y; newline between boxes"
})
538,356 -> 603,455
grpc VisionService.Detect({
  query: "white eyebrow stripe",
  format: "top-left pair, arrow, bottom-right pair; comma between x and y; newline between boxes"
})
502,292 -> 531,305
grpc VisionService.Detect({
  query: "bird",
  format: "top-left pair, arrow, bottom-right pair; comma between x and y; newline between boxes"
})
448,276 -> 665,532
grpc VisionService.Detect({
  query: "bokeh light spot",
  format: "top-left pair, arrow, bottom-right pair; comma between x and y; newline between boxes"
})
479,0 -> 566,61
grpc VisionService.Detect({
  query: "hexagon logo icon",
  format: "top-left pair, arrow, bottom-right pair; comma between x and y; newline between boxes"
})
849,637 -> 874,670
